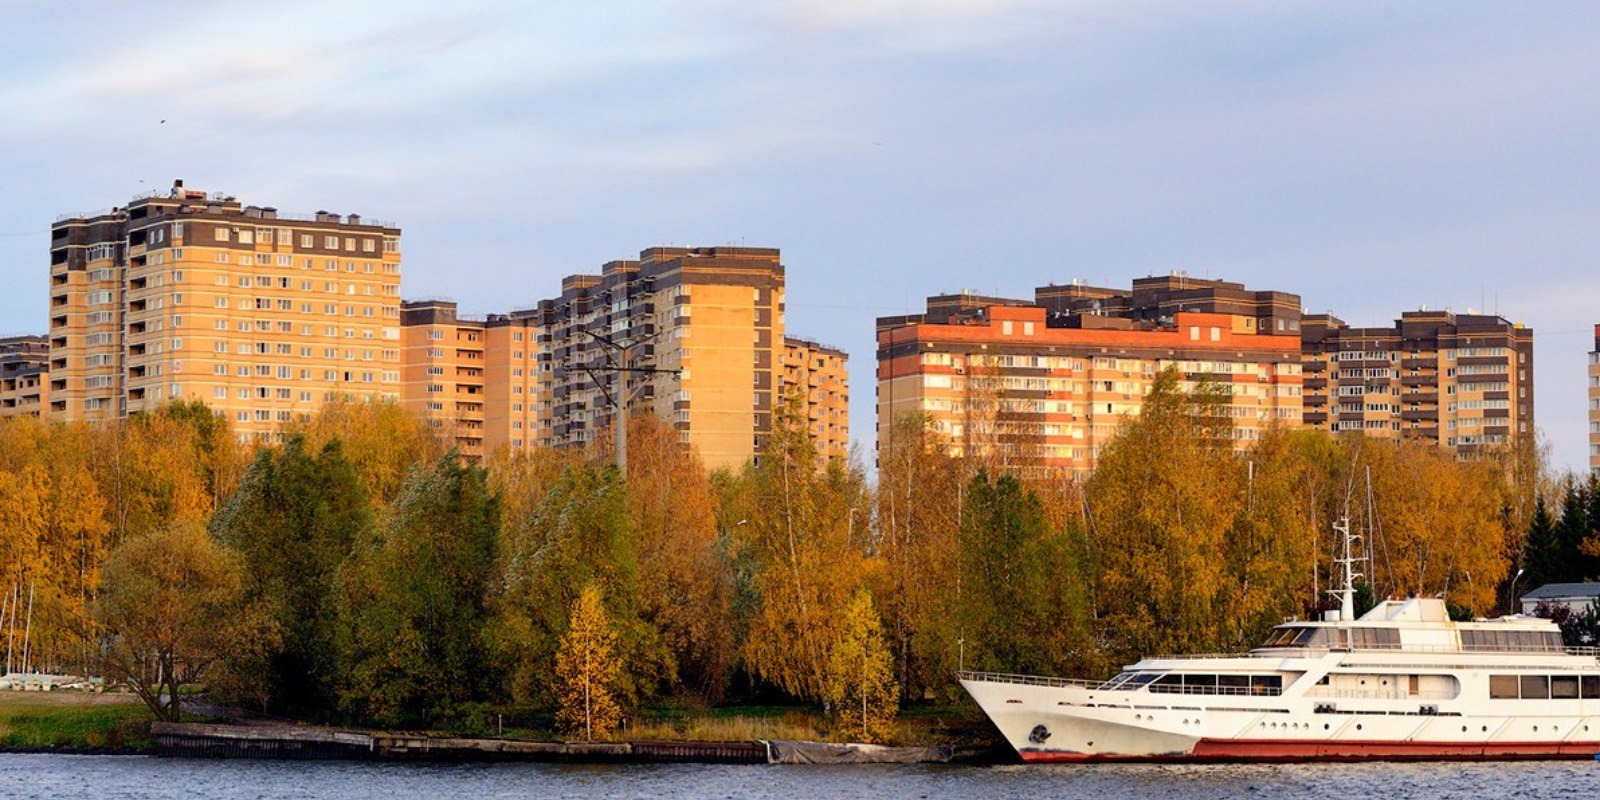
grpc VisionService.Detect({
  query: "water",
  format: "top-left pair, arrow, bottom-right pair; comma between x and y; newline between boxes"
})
0,755 -> 1592,799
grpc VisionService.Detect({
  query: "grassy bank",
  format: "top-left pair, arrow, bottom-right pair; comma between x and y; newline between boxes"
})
0,693 -> 153,751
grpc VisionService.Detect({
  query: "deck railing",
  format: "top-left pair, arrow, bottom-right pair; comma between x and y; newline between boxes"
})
956,670 -> 1106,689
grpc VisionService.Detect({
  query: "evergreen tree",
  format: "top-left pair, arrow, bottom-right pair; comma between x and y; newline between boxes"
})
1524,495 -> 1558,589
553,583 -> 622,741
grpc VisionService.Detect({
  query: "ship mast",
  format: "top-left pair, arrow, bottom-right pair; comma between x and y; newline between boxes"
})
1331,517 -> 1363,621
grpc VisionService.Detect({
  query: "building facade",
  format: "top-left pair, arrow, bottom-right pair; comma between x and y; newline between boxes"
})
877,277 -> 1304,478
399,300 -> 541,459
49,181 -> 402,441
1589,325 -> 1600,473
0,335 -> 49,418
782,336 -> 850,461
1301,310 -> 1533,451
521,246 -> 786,470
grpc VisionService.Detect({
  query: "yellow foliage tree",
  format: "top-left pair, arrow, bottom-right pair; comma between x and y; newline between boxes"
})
286,398 -> 447,506
554,583 -> 623,741
824,588 -> 899,743
1365,439 -> 1507,613
616,413 -> 732,700
94,522 -> 278,721
1086,369 -> 1240,661
734,392 -> 868,706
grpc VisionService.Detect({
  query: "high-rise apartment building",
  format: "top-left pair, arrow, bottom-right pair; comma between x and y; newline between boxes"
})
1586,325 -> 1599,473
782,336 -> 850,461
877,276 -> 1304,478
1300,310 -> 1533,450
399,299 -> 540,459
49,181 -> 402,441
523,246 -> 786,470
0,335 -> 49,418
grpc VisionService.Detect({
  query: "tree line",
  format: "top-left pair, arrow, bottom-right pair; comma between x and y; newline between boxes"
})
0,370 -> 1592,741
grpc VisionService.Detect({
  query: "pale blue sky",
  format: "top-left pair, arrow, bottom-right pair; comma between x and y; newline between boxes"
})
4,1 -> 1597,472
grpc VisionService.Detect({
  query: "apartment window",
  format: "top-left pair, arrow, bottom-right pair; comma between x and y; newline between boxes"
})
215,252 -> 230,263
324,235 -> 338,249
1189,326 -> 1199,340
301,234 -> 314,248
363,239 -> 376,253
215,228 -> 230,242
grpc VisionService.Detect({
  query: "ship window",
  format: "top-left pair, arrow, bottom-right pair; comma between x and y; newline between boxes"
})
1218,675 -> 1249,690
1350,627 -> 1400,650
1552,676 -> 1580,699
1252,676 -> 1282,694
1582,676 -> 1600,699
1520,675 -> 1550,700
1489,675 -> 1519,699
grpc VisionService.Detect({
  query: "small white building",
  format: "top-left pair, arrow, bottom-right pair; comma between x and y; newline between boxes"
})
1520,582 -> 1600,616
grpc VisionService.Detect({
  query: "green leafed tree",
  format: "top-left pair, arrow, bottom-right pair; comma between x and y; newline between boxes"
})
955,469 -> 1096,678
489,462 -> 670,711
334,453 -> 498,728
554,583 -> 623,741
210,435 -> 372,716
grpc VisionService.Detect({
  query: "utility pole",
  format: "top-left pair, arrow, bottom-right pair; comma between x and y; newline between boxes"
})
574,328 -> 679,473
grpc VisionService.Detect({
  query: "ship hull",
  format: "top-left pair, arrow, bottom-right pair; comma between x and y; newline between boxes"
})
962,673 -> 1600,763
1020,738 -> 1600,763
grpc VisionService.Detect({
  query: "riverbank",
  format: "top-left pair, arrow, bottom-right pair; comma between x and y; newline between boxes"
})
0,692 -> 151,753
149,721 -> 990,764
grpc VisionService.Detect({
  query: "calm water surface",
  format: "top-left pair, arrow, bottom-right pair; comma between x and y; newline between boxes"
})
1,754 -> 1592,799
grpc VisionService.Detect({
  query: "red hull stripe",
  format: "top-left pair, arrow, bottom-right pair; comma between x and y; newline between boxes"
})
1020,739 -> 1600,763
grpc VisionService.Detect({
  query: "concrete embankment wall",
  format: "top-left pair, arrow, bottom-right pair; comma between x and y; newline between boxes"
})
151,722 -> 781,764
150,722 -> 966,764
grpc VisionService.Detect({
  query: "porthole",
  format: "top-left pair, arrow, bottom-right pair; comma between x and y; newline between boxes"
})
1533,726 -> 1539,732
1088,741 -> 1094,747
1356,724 -> 1363,731
1462,726 -> 1467,732
1482,726 -> 1488,732
1324,724 -> 1330,730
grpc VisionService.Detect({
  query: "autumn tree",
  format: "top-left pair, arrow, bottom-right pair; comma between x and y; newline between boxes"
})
1365,439 -> 1508,614
335,454 -> 498,727
1224,428 -> 1320,648
1086,368 -> 1239,662
734,393 -> 868,706
823,588 -> 899,743
616,413 -> 733,701
554,583 -> 623,741
490,462 -> 670,710
93,522 -> 277,722
287,398 -> 447,507
871,412 -> 965,700
210,436 -> 372,715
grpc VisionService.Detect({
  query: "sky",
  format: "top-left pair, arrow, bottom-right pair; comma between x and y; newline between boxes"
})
3,1 -> 1598,473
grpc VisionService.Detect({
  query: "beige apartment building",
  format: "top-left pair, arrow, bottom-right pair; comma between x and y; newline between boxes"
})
0,335 -> 49,418
399,300 -> 540,460
1587,325 -> 1599,472
876,276 -> 1305,478
49,181 -> 402,441
782,336 -> 850,461
1301,310 -> 1533,450
524,246 -> 787,471
398,246 -> 845,469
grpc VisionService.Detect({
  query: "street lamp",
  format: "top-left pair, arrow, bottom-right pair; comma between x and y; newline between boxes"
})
1506,568 -> 1526,616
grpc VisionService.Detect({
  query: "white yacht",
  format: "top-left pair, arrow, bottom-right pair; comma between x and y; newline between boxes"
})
961,527 -> 1600,761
